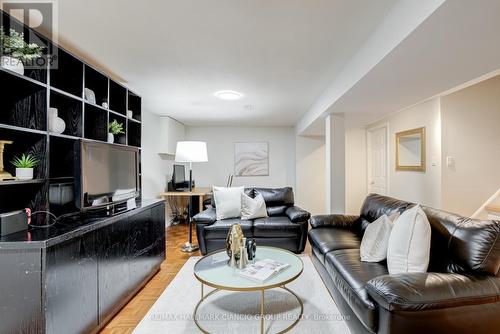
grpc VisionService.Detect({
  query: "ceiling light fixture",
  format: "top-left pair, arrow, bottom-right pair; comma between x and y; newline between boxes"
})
214,90 -> 243,100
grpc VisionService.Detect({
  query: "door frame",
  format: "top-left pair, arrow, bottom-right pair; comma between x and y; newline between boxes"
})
366,123 -> 390,195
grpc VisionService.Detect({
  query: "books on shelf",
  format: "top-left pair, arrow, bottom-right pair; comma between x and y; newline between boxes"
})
239,259 -> 290,283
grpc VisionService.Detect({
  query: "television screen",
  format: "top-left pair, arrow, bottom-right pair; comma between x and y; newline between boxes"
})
80,142 -> 139,209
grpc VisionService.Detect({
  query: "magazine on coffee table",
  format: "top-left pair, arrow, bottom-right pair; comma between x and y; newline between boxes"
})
239,259 -> 290,283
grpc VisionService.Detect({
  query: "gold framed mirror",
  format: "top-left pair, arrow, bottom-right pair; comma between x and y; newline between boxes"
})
395,127 -> 426,172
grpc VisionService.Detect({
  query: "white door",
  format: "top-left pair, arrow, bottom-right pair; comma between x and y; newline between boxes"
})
367,126 -> 388,195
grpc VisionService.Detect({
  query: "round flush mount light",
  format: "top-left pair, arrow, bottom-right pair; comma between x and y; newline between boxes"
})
214,90 -> 243,100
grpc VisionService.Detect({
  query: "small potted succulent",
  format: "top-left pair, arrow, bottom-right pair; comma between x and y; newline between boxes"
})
11,153 -> 38,180
0,27 -> 45,75
108,120 -> 125,143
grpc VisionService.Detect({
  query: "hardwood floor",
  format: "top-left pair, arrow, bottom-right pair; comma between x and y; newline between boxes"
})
100,223 -> 200,334
100,223 -> 311,333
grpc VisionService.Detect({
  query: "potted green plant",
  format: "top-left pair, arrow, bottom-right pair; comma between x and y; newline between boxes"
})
11,153 -> 38,180
0,27 -> 45,75
108,120 -> 125,143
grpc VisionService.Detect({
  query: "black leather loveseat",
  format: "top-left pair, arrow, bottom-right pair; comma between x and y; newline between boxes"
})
309,193 -> 500,334
193,187 -> 310,255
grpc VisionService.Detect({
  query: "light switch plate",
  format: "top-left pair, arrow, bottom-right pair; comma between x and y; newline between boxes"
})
446,156 -> 454,167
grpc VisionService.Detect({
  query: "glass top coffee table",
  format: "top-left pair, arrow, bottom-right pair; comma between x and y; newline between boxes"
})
193,246 -> 304,333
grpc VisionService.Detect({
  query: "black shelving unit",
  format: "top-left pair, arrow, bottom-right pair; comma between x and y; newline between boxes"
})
127,90 -> 142,121
50,46 -> 84,98
49,90 -> 83,137
0,11 -> 49,84
85,65 -> 108,106
48,136 -> 79,216
0,127 -> 47,179
127,121 -> 141,148
0,9 -> 142,222
0,69 -> 47,130
109,80 -> 127,115
109,113 -> 127,145
84,103 -> 108,141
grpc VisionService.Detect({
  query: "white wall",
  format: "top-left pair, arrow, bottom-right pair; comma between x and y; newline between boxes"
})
367,98 -> 442,207
295,135 -> 325,215
141,111 -> 178,199
325,114 -> 346,213
185,126 -> 296,189
441,75 -> 500,216
345,126 -> 367,214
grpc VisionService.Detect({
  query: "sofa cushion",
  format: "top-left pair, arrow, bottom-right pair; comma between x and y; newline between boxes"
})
285,206 -> 311,223
387,205 -> 431,274
254,187 -> 294,207
241,192 -> 268,220
309,214 -> 360,229
193,207 -> 217,224
211,188 -> 254,207
326,249 -> 389,333
448,218 -> 500,275
360,193 -> 412,234
308,228 -> 361,264
266,205 -> 288,216
367,272 -> 500,312
204,219 -> 253,239
360,214 -> 395,262
212,186 -> 244,220
423,206 -> 500,276
253,217 -> 300,238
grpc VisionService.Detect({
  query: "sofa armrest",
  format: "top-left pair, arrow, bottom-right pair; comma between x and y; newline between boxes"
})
309,214 -> 359,229
285,206 -> 310,223
366,272 -> 500,312
193,207 -> 217,225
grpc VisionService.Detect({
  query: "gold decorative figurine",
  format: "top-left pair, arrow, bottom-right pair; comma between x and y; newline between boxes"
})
226,224 -> 244,266
0,140 -> 16,181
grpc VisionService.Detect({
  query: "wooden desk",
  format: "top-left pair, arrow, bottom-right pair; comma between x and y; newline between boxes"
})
159,187 -> 212,214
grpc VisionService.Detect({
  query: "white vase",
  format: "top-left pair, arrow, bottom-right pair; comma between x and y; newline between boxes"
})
108,133 -> 114,143
48,107 -> 66,134
16,168 -> 34,180
1,56 -> 24,75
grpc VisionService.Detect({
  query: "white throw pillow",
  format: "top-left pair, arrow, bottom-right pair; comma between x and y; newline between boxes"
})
360,213 -> 399,262
241,192 -> 268,220
212,186 -> 244,220
387,205 -> 431,274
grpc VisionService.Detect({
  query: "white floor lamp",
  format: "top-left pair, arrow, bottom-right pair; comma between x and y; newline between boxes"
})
175,141 -> 208,252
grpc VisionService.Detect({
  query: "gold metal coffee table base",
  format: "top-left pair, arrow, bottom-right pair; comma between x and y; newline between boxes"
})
193,285 -> 304,334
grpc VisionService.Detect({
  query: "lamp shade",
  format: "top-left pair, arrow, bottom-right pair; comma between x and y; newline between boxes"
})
175,141 -> 208,163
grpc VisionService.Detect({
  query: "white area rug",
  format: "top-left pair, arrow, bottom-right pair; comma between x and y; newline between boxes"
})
133,255 -> 351,333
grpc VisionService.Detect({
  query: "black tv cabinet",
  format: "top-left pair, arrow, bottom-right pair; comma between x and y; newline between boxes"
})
0,200 -> 165,334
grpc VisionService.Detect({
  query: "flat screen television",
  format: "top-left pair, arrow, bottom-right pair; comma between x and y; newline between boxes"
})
77,141 -> 140,210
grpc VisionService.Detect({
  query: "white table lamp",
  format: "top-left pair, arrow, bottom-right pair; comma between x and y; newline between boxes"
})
175,141 -> 208,252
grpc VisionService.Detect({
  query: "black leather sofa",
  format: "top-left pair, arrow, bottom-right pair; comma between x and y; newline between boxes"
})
193,187 -> 310,255
309,193 -> 500,334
